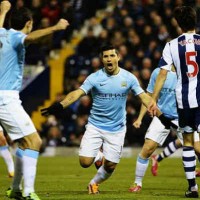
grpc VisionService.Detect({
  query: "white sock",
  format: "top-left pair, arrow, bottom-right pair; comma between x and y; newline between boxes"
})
90,166 -> 112,184
0,145 -> 14,174
12,148 -> 24,191
134,156 -> 149,186
94,151 -> 104,163
23,149 -> 39,196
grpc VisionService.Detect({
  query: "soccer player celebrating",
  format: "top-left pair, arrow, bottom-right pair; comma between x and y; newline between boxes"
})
41,45 -> 157,194
151,6 -> 200,198
129,66 -> 200,195
0,1 -> 69,200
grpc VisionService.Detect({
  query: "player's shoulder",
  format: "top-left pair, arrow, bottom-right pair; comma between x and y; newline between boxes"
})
121,68 -> 139,82
152,68 -> 160,75
86,68 -> 103,80
8,28 -> 25,36
120,68 -> 134,77
0,27 -> 7,32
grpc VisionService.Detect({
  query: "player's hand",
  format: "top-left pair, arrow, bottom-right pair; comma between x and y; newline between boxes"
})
147,100 -> 157,117
55,19 -> 69,30
40,102 -> 64,116
133,119 -> 142,128
0,0 -> 11,14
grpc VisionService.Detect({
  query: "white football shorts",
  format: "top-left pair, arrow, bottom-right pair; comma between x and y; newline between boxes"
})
0,91 -> 37,140
79,124 -> 126,163
145,116 -> 183,146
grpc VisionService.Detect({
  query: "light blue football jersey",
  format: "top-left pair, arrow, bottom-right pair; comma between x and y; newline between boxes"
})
80,68 -> 144,132
147,68 -> 178,119
0,28 -> 27,91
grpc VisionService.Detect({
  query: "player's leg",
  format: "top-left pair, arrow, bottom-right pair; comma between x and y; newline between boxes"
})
156,139 -> 182,162
79,124 -> 103,168
193,132 -> 200,176
78,124 -> 104,194
0,129 -> 14,177
19,132 -> 42,199
129,116 -> 170,192
93,148 -> 104,169
88,127 -> 125,194
151,138 -> 182,176
129,138 -> 158,192
0,94 -> 42,200
88,160 -> 117,194
178,108 -> 198,198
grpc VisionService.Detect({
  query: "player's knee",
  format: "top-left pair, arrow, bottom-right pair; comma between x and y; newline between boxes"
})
104,161 -> 117,173
104,164 -> 115,173
20,132 -> 42,151
79,157 -> 93,168
0,136 -> 7,146
142,145 -> 155,156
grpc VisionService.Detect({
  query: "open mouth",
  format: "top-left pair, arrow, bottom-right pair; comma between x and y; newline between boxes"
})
107,63 -> 113,69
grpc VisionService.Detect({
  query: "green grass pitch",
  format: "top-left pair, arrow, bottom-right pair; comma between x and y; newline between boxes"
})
0,156 -> 197,200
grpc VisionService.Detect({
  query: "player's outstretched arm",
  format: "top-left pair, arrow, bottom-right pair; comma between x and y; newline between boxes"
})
0,0 -> 11,28
41,89 -> 85,116
25,19 -> 69,45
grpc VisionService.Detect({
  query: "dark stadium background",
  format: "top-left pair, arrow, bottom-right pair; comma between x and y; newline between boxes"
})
2,0 -> 199,150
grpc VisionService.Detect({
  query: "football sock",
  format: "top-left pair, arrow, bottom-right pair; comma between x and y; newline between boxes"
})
134,155 -> 149,186
90,166 -> 112,184
157,140 -> 178,162
12,148 -> 24,191
94,151 -> 103,163
0,145 -> 14,175
182,146 -> 196,190
23,149 -> 39,196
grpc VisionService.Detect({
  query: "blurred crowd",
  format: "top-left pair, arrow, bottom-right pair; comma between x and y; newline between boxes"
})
10,0 -> 200,147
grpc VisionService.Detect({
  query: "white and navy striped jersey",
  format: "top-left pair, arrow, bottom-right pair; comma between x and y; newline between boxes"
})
159,33 -> 200,109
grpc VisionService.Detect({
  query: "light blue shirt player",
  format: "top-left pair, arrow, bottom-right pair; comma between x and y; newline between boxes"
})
0,28 -> 26,91
80,68 -> 144,132
147,68 -> 178,119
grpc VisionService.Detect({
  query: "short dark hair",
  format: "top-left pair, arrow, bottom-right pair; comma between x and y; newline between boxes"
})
99,45 -> 118,57
173,6 -> 196,32
10,7 -> 32,30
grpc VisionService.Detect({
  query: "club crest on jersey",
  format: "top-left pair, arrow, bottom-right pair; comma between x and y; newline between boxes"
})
121,81 -> 127,87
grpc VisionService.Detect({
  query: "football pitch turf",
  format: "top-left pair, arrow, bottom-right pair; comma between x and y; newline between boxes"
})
0,156 -> 197,200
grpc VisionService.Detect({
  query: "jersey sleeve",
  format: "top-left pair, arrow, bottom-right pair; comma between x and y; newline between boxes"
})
146,69 -> 159,93
10,31 -> 27,49
159,42 -> 173,71
80,75 -> 94,94
130,75 -> 144,96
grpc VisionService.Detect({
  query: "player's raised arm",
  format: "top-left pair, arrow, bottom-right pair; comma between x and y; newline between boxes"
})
24,19 -> 69,45
41,88 -> 85,116
0,0 -> 11,28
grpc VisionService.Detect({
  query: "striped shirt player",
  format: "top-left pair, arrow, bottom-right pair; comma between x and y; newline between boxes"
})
40,45 -> 156,194
152,6 -> 199,198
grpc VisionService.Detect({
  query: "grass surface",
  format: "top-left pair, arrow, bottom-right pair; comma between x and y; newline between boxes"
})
0,156 -> 197,200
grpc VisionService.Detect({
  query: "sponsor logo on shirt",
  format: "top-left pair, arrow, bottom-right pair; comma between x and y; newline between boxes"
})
97,93 -> 126,100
